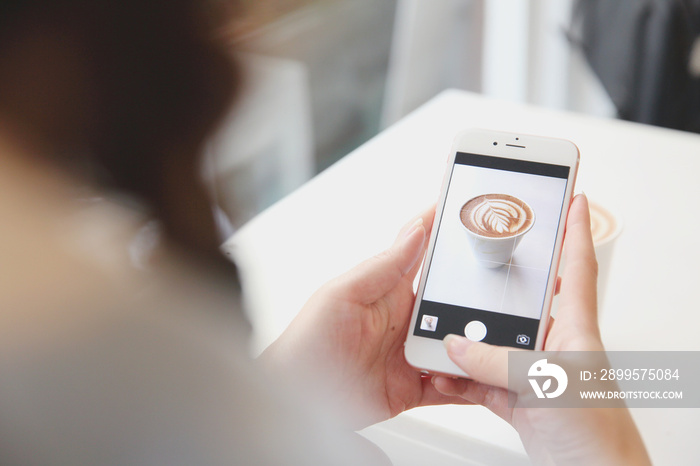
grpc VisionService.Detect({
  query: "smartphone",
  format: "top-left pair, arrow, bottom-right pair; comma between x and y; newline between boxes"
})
404,128 -> 579,377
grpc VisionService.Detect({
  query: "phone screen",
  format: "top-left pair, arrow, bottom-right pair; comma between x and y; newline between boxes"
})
413,152 -> 570,349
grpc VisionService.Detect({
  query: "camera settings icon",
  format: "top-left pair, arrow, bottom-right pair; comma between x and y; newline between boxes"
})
516,334 -> 530,345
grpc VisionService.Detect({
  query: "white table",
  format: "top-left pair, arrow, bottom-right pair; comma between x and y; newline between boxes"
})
224,90 -> 700,465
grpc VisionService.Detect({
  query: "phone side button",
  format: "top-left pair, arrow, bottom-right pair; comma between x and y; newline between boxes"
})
464,320 -> 487,342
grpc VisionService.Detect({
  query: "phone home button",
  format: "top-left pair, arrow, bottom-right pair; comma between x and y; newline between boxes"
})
464,320 -> 487,342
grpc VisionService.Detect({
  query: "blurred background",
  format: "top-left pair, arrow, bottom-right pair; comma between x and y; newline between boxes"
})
206,0 -> 700,234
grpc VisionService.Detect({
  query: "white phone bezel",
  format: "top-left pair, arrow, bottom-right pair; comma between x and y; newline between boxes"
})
404,128 -> 580,378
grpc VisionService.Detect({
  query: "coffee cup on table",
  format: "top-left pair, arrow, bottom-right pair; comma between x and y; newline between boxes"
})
552,200 -> 623,317
588,201 -> 623,308
459,194 -> 535,268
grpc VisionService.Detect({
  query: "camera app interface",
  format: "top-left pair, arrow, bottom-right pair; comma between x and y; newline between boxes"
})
413,152 -> 570,349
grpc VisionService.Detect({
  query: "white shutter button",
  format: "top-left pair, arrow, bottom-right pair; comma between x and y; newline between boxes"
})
464,320 -> 487,342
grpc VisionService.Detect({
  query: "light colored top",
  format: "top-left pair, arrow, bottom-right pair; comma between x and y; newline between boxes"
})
0,135 -> 388,465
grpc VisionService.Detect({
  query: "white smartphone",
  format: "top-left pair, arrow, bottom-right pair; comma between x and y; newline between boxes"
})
404,128 -> 580,377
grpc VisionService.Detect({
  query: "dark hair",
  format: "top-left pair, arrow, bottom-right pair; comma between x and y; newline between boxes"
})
0,0 -> 241,274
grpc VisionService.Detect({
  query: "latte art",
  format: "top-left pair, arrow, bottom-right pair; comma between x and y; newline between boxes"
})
589,202 -> 617,244
460,194 -> 534,238
472,200 -> 527,235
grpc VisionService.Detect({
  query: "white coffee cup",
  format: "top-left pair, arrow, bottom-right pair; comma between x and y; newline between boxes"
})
553,200 -> 623,316
588,201 -> 623,308
459,194 -> 536,268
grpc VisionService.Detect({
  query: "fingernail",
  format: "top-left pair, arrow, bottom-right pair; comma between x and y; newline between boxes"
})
403,217 -> 424,239
443,334 -> 472,357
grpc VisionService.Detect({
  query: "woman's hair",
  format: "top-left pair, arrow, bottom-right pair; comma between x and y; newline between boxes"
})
0,0 -> 241,274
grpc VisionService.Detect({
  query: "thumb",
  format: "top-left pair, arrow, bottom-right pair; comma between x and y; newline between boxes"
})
332,217 -> 427,305
443,335 -> 516,389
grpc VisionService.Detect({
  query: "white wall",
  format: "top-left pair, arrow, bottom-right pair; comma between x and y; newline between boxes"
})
384,0 -> 616,125
482,0 -> 616,116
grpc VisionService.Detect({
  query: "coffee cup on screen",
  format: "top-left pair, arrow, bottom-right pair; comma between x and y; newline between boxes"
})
459,194 -> 535,268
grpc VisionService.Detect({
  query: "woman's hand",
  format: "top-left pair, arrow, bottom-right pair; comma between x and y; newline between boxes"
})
261,206 -> 468,428
432,194 -> 651,465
